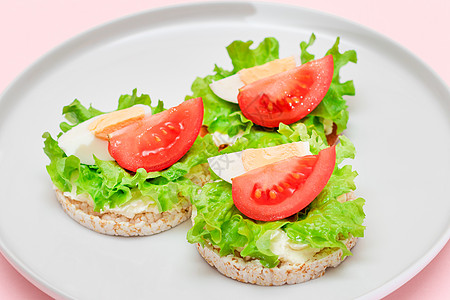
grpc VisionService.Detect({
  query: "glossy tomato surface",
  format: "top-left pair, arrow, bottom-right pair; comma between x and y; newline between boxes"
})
231,146 -> 336,221
108,98 -> 203,172
237,55 -> 333,128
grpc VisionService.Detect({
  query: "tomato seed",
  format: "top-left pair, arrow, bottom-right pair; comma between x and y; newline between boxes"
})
267,102 -> 273,111
282,182 -> 291,188
269,190 -> 277,199
275,185 -> 284,192
161,129 -> 168,135
291,172 -> 300,179
254,189 -> 262,199
154,136 -> 161,142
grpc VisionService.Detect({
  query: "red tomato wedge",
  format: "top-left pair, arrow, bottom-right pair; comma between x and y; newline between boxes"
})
108,98 -> 204,172
231,146 -> 336,221
237,55 -> 334,128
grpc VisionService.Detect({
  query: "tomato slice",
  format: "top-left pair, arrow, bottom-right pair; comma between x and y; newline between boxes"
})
237,55 -> 334,128
231,146 -> 336,221
108,98 -> 204,172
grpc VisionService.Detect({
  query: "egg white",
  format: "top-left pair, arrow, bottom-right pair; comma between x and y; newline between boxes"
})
58,115 -> 114,165
58,104 -> 151,165
209,55 -> 301,103
208,141 -> 311,183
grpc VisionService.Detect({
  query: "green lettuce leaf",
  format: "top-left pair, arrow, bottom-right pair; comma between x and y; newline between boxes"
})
222,122 -> 328,156
284,197 -> 365,256
59,100 -> 103,133
226,38 -> 280,73
43,90 -> 217,212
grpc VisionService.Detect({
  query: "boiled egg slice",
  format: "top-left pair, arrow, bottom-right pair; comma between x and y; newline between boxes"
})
58,104 -> 150,165
208,141 -> 311,183
209,56 -> 301,103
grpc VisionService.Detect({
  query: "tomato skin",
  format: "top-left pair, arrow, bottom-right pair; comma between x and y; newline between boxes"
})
231,146 -> 336,221
108,98 -> 204,172
237,55 -> 334,128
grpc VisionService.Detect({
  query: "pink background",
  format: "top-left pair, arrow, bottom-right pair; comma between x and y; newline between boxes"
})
0,0 -> 449,299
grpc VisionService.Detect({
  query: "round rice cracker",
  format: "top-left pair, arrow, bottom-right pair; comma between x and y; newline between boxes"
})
196,236 -> 358,286
192,192 -> 359,285
55,188 -> 191,236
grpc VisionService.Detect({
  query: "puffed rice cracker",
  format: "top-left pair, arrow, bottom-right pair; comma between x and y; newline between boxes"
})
55,187 -> 191,236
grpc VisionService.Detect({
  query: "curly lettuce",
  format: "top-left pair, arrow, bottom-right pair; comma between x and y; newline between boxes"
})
43,89 -> 218,212
186,34 -> 357,144
187,126 -> 365,268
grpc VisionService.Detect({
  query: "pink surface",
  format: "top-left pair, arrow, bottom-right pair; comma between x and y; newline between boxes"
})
0,0 -> 449,299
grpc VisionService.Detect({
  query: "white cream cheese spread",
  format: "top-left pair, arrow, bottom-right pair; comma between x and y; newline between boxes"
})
270,229 -> 320,264
63,188 -> 161,219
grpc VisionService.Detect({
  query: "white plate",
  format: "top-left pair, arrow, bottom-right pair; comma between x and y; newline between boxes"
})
0,2 -> 449,300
